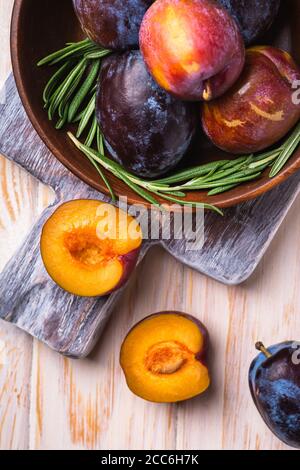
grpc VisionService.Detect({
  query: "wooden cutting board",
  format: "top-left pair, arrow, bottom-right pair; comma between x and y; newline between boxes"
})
0,75 -> 299,358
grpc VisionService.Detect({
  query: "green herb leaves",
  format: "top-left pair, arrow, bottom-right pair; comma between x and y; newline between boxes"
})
269,121 -> 300,177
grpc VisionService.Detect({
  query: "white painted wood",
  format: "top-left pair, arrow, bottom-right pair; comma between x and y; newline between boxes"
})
1,0 -> 300,450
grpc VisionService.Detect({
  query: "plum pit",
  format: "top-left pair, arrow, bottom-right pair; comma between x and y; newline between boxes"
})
145,341 -> 191,375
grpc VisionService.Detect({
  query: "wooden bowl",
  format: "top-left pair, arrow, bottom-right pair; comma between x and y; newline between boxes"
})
10,0 -> 300,208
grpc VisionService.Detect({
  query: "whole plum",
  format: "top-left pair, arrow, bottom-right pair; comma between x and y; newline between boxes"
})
249,341 -> 300,449
96,51 -> 196,178
73,0 -> 153,50
218,0 -> 281,45
139,0 -> 245,101
202,47 -> 300,154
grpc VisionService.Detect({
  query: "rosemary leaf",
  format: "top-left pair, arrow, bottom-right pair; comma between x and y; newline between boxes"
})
187,159 -> 249,185
180,172 -> 262,190
48,43 -> 99,66
269,122 -> 300,177
72,109 -> 85,123
150,190 -> 224,215
153,160 -> 229,185
162,191 -> 187,197
76,93 -> 96,138
43,61 -> 71,105
207,184 -> 239,196
249,150 -> 280,169
84,50 -> 111,59
58,66 -> 87,118
55,103 -> 69,130
219,156 -> 250,170
85,148 -> 116,202
68,59 -> 101,122
47,59 -> 87,120
68,131 -> 116,201
68,133 -> 220,212
37,38 -> 91,66
120,175 -> 161,207
97,126 -> 105,154
85,117 -> 98,147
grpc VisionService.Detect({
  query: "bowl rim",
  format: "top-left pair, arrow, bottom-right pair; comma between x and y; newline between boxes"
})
10,0 -> 300,209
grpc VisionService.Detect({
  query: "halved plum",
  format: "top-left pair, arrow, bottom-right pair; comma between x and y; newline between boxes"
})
120,312 -> 210,403
40,200 -> 142,297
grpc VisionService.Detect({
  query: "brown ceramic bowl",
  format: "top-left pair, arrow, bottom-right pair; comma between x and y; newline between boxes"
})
10,0 -> 300,209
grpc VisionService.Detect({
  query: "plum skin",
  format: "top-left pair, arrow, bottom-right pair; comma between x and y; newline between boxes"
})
202,46 -> 300,154
96,51 -> 196,178
139,0 -> 245,101
73,0 -> 153,50
249,342 -> 300,449
218,0 -> 281,45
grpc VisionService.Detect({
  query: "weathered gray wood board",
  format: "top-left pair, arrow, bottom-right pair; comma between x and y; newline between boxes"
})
0,75 -> 299,357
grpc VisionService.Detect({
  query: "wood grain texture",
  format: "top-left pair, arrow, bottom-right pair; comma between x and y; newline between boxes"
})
1,0 -> 300,450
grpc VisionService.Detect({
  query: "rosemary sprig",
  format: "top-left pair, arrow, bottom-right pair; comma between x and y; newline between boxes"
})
67,133 -> 223,214
37,38 -> 108,66
38,38 -> 300,214
269,121 -> 300,177
76,93 -> 97,138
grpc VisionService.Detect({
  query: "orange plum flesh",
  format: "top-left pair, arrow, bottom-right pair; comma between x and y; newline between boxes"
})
41,200 -> 142,297
120,312 -> 210,403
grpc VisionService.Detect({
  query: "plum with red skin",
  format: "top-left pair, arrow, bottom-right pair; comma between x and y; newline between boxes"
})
218,0 -> 281,45
139,0 -> 245,101
96,50 -> 196,178
73,0 -> 153,50
202,46 -> 300,154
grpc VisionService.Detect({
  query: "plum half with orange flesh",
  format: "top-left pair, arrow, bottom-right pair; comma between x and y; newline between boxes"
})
40,200 -> 142,297
120,312 -> 210,403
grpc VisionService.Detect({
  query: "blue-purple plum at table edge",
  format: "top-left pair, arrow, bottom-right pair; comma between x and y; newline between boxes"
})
249,341 -> 300,449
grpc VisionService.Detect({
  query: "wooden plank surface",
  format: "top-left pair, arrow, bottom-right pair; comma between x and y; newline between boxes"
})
1,0 -> 300,450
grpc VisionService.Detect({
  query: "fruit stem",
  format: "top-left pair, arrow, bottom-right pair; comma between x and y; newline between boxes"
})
255,342 -> 272,358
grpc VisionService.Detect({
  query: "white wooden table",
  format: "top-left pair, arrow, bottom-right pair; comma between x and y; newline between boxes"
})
1,0 -> 300,450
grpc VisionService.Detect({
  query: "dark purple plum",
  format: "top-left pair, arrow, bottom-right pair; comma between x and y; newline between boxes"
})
249,341 -> 300,449
218,0 -> 281,44
96,51 -> 196,178
73,0 -> 153,50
